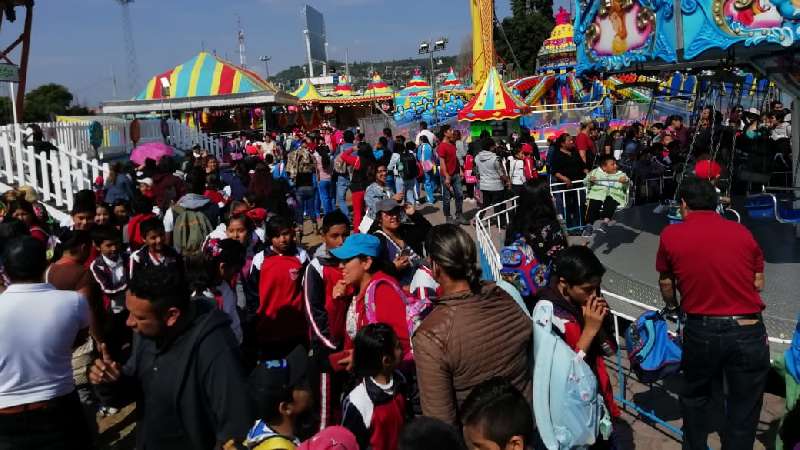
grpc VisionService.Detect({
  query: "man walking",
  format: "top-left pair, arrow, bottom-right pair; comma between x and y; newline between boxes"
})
0,237 -> 92,449
334,130 -> 355,219
656,176 -> 769,450
437,125 -> 468,225
89,266 -> 253,449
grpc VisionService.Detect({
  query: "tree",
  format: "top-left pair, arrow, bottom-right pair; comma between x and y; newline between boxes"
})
23,83 -> 74,122
495,1 -> 554,76
0,97 -> 13,125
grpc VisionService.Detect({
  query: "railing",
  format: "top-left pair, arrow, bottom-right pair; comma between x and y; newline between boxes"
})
474,195 -> 792,442
0,126 -> 108,212
165,119 -> 223,160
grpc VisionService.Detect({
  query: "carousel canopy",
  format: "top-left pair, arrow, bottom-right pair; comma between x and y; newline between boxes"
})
537,8 -> 577,71
101,52 -> 296,114
333,75 -> 355,96
364,73 -> 393,96
441,67 -> 465,91
291,78 -> 324,102
458,67 -> 530,121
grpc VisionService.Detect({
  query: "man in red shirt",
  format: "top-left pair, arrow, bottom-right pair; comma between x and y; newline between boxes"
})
656,176 -> 768,450
437,125 -> 468,225
574,119 -> 595,167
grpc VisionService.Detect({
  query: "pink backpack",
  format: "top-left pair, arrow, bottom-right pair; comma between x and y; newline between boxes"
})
464,154 -> 477,184
364,277 -> 432,357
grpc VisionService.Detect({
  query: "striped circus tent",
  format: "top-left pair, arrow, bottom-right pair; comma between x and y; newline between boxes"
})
135,52 -> 278,100
458,67 -> 530,121
441,67 -> 464,91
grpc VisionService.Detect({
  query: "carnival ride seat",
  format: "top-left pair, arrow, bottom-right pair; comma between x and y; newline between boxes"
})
744,193 -> 800,224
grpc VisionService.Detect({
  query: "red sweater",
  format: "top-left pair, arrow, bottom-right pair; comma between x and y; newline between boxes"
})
256,248 -> 309,345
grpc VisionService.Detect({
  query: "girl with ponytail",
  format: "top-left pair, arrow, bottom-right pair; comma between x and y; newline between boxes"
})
413,224 -> 533,426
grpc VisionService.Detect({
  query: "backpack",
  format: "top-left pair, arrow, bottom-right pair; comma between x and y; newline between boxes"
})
531,300 -> 610,449
625,310 -> 682,383
499,237 -> 551,298
172,205 -> 214,257
286,148 -> 315,178
399,151 -> 419,181
785,314 -> 800,384
464,154 -> 477,184
364,277 -> 432,358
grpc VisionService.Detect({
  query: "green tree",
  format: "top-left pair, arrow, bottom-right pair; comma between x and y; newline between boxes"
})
0,97 -> 13,125
496,1 -> 554,75
23,83 -> 74,122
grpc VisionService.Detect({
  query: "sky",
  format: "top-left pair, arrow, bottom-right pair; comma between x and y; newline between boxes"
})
1,0 -> 544,107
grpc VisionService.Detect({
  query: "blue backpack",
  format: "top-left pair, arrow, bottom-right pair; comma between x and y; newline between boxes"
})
784,314 -> 800,384
498,280 -> 610,450
499,237 -> 551,298
625,310 -> 682,383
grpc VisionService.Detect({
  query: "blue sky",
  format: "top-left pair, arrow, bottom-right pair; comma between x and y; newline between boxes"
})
3,0 -> 536,106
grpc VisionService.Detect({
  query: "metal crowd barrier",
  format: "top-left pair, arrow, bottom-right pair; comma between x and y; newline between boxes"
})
474,195 -> 792,443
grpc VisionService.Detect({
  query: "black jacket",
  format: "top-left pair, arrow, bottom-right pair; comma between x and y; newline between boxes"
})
121,301 -> 254,449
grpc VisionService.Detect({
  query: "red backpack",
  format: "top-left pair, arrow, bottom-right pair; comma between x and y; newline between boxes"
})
464,154 -> 477,184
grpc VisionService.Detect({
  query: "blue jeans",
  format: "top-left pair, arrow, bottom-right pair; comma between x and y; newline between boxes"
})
297,186 -> 317,221
318,179 -> 334,215
402,178 -> 418,204
441,173 -> 464,218
394,177 -> 405,195
422,171 -> 436,204
336,176 -> 350,219
385,175 -> 396,195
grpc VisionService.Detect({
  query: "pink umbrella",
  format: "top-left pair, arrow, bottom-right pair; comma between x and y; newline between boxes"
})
130,142 -> 175,166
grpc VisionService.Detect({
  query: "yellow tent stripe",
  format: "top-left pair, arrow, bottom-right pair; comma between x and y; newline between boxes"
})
210,61 -> 223,95
145,77 -> 156,99
188,52 -> 207,97
169,64 -> 183,96
232,70 -> 242,94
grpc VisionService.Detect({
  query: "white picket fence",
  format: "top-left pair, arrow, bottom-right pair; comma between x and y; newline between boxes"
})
0,125 -> 107,212
0,118 -> 222,213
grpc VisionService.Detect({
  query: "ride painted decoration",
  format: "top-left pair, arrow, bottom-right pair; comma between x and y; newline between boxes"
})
681,0 -> 800,59
575,0 -> 677,73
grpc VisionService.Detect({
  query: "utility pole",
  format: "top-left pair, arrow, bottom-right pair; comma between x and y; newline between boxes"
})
111,64 -> 118,99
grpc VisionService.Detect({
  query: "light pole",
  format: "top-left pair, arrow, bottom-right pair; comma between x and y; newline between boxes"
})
159,76 -> 172,120
259,55 -> 271,80
418,37 -> 448,126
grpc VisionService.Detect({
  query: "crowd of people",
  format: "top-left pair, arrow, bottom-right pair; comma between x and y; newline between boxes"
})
0,110 -> 785,450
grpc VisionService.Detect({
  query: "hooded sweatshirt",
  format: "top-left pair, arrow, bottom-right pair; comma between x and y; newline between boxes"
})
304,244 -> 352,361
342,373 -> 407,450
175,193 -> 221,227
475,150 -> 505,192
120,301 -> 253,449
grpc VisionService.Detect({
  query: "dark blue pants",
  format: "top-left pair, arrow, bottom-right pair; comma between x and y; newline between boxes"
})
680,317 -> 770,450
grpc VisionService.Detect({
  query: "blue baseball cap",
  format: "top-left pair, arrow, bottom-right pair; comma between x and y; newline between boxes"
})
330,233 -> 381,260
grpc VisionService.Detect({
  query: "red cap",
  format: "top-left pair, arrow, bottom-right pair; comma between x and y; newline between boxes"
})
694,160 -> 721,179
245,207 -> 267,222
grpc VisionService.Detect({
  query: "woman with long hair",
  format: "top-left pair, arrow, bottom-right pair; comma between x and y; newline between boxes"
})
315,144 -> 335,215
4,199 -> 49,243
413,224 -> 532,426
104,162 -> 134,204
504,177 -> 568,266
340,142 -> 377,231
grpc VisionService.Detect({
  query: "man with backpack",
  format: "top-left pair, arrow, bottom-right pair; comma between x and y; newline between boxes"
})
164,169 -> 218,257
656,176 -> 768,450
398,141 -> 421,204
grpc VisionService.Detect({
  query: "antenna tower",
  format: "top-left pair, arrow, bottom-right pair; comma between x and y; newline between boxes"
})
237,16 -> 246,68
115,0 -> 140,97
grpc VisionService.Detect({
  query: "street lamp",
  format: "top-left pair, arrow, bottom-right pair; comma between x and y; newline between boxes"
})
418,37 -> 448,125
259,55 -> 271,79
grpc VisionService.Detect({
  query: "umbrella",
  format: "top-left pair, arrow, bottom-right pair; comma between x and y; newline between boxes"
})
130,142 -> 175,166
